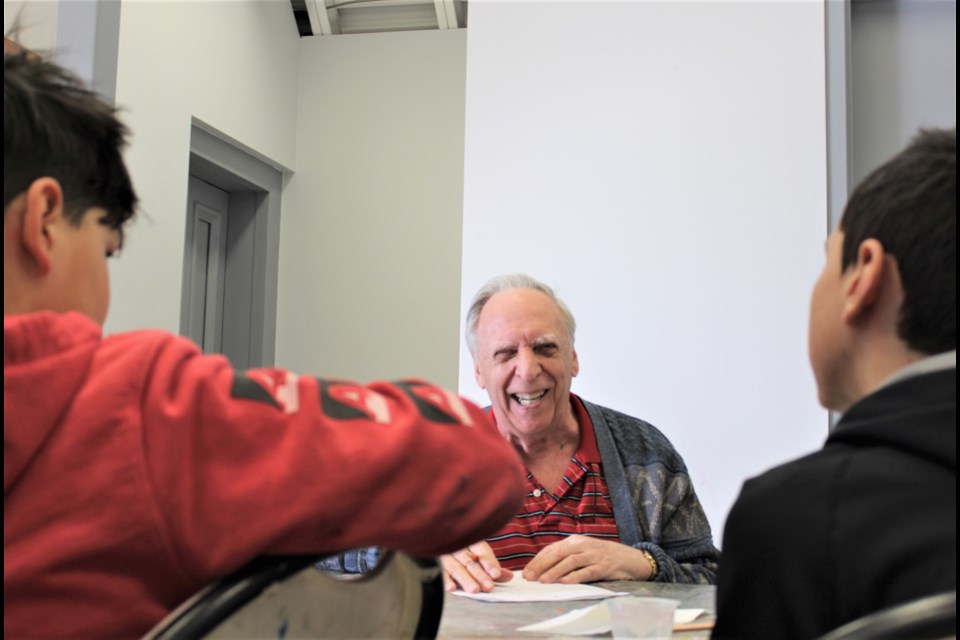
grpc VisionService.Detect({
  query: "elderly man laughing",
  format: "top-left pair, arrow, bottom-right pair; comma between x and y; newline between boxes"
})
441,274 -> 719,592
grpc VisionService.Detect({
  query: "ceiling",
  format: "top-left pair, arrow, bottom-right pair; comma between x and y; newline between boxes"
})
291,0 -> 468,36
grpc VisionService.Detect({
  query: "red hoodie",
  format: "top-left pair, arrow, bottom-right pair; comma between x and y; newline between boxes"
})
4,311 -> 524,639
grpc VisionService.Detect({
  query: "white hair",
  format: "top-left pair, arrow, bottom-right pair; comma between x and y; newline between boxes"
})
464,273 -> 577,357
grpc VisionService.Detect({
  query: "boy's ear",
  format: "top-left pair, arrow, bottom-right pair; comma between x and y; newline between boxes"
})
20,177 -> 65,276
841,238 -> 886,325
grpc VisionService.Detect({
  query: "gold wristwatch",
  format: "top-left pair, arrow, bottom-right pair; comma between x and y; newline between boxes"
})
640,550 -> 659,580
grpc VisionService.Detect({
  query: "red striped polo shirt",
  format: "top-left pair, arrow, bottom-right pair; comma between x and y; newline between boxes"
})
487,395 -> 620,570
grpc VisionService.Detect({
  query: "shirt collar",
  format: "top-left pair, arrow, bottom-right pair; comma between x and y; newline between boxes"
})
571,394 -> 601,463
874,350 -> 957,392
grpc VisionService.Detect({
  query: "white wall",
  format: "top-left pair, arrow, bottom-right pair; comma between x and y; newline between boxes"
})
274,30 -> 467,386
850,0 -> 957,184
3,0 -> 59,52
459,0 -> 830,544
106,0 -> 300,335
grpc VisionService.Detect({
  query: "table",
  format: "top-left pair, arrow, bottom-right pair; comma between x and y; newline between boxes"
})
437,581 -> 716,639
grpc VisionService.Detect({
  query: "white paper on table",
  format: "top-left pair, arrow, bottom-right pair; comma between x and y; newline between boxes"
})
515,602 -> 707,635
452,575 -> 627,603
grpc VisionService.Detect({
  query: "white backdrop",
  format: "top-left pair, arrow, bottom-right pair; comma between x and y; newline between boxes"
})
458,0 -> 830,545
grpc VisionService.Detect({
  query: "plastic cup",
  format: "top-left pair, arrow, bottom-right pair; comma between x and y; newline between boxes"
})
606,596 -> 679,639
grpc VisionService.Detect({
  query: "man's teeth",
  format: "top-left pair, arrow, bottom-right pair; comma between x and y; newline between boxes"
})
512,391 -> 548,404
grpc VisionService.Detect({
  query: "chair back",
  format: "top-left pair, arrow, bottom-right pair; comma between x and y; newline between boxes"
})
818,590 -> 956,640
144,551 -> 444,640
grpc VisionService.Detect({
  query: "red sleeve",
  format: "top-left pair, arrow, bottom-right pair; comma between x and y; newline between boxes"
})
137,336 -> 524,584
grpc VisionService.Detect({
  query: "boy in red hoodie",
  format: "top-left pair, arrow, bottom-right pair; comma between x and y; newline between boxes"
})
3,52 -> 524,639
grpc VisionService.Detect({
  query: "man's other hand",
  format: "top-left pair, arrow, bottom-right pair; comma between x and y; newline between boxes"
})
522,535 -> 654,583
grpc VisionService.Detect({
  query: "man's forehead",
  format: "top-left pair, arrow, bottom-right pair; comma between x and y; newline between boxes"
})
477,290 -> 569,340
480,288 -> 564,322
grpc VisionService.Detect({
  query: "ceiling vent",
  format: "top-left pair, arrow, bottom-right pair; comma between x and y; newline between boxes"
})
291,0 -> 467,36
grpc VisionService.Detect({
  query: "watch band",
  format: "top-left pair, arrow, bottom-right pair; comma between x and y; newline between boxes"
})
641,549 -> 659,581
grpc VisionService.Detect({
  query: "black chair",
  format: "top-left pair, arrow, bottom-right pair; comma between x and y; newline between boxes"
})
144,551 -> 444,639
818,590 -> 956,640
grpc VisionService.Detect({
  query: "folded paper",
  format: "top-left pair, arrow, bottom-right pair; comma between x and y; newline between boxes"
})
452,575 -> 626,603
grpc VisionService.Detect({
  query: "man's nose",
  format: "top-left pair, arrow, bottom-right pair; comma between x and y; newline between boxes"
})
515,348 -> 541,380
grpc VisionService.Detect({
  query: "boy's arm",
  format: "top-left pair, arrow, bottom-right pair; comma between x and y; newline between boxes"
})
137,336 -> 524,585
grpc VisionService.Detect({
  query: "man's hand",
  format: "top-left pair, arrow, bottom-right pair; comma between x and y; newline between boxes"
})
440,541 -> 513,593
522,535 -> 654,584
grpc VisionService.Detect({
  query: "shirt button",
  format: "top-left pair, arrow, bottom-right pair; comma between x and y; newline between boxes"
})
533,489 -> 543,497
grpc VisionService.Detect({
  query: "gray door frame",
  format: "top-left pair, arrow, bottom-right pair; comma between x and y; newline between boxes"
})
825,0 -> 853,233
181,121 -> 284,368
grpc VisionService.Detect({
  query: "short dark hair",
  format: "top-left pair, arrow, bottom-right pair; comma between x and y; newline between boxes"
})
4,51 -> 137,234
840,127 -> 956,355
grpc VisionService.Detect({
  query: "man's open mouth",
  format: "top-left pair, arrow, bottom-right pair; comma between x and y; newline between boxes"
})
511,390 -> 548,405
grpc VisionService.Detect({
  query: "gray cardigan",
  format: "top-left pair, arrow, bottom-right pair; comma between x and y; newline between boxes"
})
320,396 -> 720,584
582,397 -> 719,584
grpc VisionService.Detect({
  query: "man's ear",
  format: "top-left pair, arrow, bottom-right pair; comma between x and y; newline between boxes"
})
473,359 -> 487,390
571,348 -> 580,378
841,238 -> 886,325
20,177 -> 65,276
